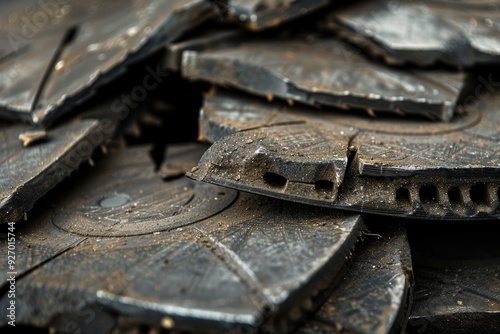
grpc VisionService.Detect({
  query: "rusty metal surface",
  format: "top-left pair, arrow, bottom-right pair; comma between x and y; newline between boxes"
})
182,37 -> 466,121
324,0 -> 500,68
0,0 -> 215,125
223,0 -> 329,31
0,144 -> 363,332
406,221 -> 500,334
0,118 -> 113,223
190,87 -> 500,220
297,222 -> 412,334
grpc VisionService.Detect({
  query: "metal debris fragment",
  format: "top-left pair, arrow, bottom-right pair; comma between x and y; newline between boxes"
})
0,0 -> 216,125
189,88 -> 500,220
298,222 -> 412,334
324,0 -> 500,67
18,130 -> 48,147
182,38 -> 466,121
0,119 -> 113,223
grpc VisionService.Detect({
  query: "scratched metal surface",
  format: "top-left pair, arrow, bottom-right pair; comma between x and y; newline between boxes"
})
0,144 -> 363,332
0,118 -> 113,224
222,0 -> 329,31
297,222 -> 412,334
0,0 -> 216,125
324,0 -> 500,67
190,87 -> 500,220
406,221 -> 500,334
182,37 -> 466,121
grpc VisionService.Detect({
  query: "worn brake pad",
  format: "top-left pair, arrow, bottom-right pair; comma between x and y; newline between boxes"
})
189,87 -> 500,220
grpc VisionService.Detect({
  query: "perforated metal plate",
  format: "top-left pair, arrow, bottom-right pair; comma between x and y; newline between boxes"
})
222,0 -> 329,31
0,144 -> 363,333
0,0 -> 215,125
182,37 -> 466,121
298,222 -> 412,334
0,118 -> 114,223
323,0 -> 500,67
190,87 -> 500,220
406,221 -> 500,334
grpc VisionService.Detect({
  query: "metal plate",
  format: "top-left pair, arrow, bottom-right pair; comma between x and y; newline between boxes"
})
297,222 -> 412,334
0,144 -> 363,333
181,37 -> 466,121
0,118 -> 114,223
222,0 -> 329,31
406,221 -> 500,334
189,87 -> 500,220
0,0 -> 216,125
323,0 -> 500,67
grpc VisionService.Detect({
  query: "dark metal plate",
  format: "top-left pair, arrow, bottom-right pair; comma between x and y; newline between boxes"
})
182,37 -> 466,121
0,118 -> 114,223
297,222 -> 412,334
0,144 -> 363,333
0,0 -> 216,125
189,88 -> 500,220
222,0 -> 329,31
406,221 -> 500,334
324,0 -> 500,67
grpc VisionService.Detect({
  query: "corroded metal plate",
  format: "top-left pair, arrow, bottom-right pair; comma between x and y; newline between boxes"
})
0,118 -> 113,223
182,37 -> 465,121
324,0 -> 500,67
0,0 -> 215,125
297,222 -> 412,334
0,144 -> 363,333
190,87 -> 500,220
406,221 -> 500,334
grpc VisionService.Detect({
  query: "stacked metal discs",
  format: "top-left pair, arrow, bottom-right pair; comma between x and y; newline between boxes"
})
0,0 -> 498,333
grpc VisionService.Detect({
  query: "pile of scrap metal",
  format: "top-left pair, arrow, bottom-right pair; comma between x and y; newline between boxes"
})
0,0 -> 498,333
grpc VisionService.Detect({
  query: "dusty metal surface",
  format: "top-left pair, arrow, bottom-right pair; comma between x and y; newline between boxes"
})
0,118 -> 112,223
324,0 -> 500,68
222,0 -> 329,31
0,144 -> 363,333
190,87 -> 500,220
297,222 -> 412,334
406,221 -> 500,334
0,0 -> 216,125
182,37 -> 466,121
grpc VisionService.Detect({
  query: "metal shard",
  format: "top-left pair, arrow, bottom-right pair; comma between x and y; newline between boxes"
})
189,87 -> 500,220
0,118 -> 114,223
406,221 -> 500,334
0,0 -> 216,125
0,144 -> 363,332
298,222 -> 412,334
223,0 -> 329,31
182,38 -> 465,121
324,0 -> 500,67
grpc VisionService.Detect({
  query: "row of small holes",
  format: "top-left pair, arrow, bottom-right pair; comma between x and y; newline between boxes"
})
263,173 -> 335,192
396,184 -> 499,209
